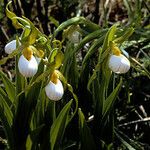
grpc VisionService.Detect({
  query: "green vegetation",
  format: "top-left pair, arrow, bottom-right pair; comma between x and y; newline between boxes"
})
0,0 -> 149,149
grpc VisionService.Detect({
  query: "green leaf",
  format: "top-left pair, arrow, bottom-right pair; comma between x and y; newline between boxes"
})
19,61 -> 45,134
6,1 -> 23,29
53,17 -> 100,39
54,17 -> 82,37
28,27 -> 39,45
21,26 -> 31,40
87,47 -> 110,92
0,94 -> 13,127
114,27 -> 134,44
13,61 -> 44,149
79,18 -> 100,32
100,140 -> 113,150
87,62 -> 100,92
36,36 -> 48,45
56,70 -> 78,121
116,132 -> 136,150
12,17 -> 30,27
26,135 -> 32,150
102,24 -> 117,52
54,50 -> 64,69
115,129 -> 143,150
74,29 -> 107,54
102,78 -> 122,119
92,78 -> 103,116
31,89 -> 46,130
60,43 -> 79,88
50,100 -> 73,150
30,124 -> 45,140
22,16 -> 42,44
82,35 -> 105,66
0,94 -> 14,149
26,124 -> 45,150
49,48 -> 58,63
60,43 -> 74,76
67,84 -> 78,121
78,109 -> 96,150
0,71 -> 15,102
49,16 -> 59,27
0,86 -> 13,107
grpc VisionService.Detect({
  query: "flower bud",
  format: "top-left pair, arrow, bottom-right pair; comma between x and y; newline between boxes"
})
109,54 -> 130,74
45,79 -> 64,101
5,40 -> 17,54
18,55 -> 38,77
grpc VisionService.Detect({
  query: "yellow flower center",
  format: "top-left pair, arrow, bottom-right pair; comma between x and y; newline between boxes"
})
110,42 -> 121,56
51,71 -> 59,84
23,46 -> 33,60
112,46 -> 121,56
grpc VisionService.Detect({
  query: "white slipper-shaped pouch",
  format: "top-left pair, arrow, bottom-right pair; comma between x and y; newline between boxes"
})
109,54 -> 130,74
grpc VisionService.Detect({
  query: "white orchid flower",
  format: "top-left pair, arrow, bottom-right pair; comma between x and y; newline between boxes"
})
5,40 -> 17,54
109,44 -> 130,74
109,54 -> 130,74
45,71 -> 64,101
18,46 -> 38,77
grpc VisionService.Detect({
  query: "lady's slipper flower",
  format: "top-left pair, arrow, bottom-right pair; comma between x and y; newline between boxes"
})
109,54 -> 130,74
109,44 -> 130,74
5,40 -> 17,54
45,71 -> 64,101
18,46 -> 38,77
